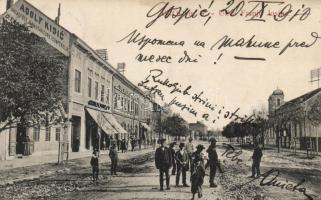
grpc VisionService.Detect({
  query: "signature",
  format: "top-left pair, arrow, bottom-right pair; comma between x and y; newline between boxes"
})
240,169 -> 314,200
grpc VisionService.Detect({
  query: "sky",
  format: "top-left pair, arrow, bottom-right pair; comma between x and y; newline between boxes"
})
1,0 -> 321,129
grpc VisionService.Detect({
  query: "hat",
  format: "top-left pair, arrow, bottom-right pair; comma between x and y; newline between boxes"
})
189,137 -> 193,141
159,138 -> 166,143
196,144 -> 205,150
209,138 -> 217,143
179,143 -> 185,148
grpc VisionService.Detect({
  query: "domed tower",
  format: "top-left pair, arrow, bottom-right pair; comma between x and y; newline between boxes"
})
268,88 -> 285,116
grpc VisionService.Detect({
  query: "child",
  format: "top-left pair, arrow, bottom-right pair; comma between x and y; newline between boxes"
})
90,150 -> 99,181
190,145 -> 206,200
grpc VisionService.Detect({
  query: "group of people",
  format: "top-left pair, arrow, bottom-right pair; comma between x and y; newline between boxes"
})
155,137 -> 264,200
90,141 -> 119,181
155,137 -> 223,200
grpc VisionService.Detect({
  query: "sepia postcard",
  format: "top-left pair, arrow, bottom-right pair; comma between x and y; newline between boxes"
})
0,0 -> 321,199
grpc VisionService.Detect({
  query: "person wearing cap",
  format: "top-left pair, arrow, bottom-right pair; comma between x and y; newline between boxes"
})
155,138 -> 172,191
250,142 -> 263,178
175,142 -> 189,187
90,150 -> 99,181
206,138 -> 223,187
109,142 -> 119,175
169,142 -> 177,175
190,144 -> 206,200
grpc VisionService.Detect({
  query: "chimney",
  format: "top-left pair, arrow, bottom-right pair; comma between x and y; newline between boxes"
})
117,62 -> 126,74
6,0 -> 14,10
95,49 -> 108,61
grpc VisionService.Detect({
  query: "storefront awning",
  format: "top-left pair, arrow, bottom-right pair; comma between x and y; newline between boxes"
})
86,108 -> 118,135
141,123 -> 151,132
102,113 -> 127,135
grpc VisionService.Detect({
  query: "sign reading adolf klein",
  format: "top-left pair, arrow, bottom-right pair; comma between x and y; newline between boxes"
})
2,0 -> 70,56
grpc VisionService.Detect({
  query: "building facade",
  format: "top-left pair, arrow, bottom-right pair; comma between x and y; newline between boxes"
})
266,88 -> 321,153
0,0 -> 155,160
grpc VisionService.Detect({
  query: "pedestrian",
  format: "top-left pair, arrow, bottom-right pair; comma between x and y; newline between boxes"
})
117,139 -> 121,151
121,139 -> 127,153
24,135 -> 31,156
175,142 -> 189,187
205,138 -> 223,188
190,144 -> 206,200
250,142 -> 263,178
186,137 -> 195,170
131,138 -> 136,151
169,142 -> 177,175
90,150 -> 99,181
106,136 -> 110,150
152,138 -> 156,150
138,138 -> 142,150
155,138 -> 172,191
102,139 -> 106,150
109,142 -> 119,175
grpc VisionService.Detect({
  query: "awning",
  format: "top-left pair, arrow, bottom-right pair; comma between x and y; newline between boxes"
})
86,108 -> 118,135
141,123 -> 151,132
102,113 -> 127,135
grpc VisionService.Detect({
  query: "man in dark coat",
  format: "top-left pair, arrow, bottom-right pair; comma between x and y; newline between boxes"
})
155,138 -> 172,191
169,142 -> 177,175
250,142 -> 263,178
175,142 -> 189,187
205,138 -> 223,187
109,142 -> 119,175
191,144 -> 205,200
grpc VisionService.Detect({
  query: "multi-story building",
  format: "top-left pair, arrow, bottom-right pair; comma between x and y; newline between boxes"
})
0,0 -> 154,160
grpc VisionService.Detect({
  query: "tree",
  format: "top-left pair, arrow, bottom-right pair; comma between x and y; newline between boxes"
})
0,22 -> 65,132
307,96 -> 321,126
162,114 -> 188,138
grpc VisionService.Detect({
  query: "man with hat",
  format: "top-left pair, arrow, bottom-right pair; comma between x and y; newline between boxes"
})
206,137 -> 223,187
250,142 -> 263,178
175,142 -> 189,187
169,142 -> 177,175
109,141 -> 118,175
155,138 -> 172,191
190,144 -> 206,200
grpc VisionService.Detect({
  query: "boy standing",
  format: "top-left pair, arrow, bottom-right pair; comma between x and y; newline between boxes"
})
90,150 -> 99,181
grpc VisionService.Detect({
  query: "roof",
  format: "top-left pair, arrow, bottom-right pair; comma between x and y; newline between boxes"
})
272,88 -> 284,95
277,87 -> 321,112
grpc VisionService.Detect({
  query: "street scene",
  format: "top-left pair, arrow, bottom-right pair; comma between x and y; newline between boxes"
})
1,0 -> 321,199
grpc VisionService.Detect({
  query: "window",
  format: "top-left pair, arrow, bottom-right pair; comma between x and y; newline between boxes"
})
101,85 -> 105,102
121,96 -> 124,108
277,98 -> 280,106
74,70 -> 81,93
33,126 -> 40,141
94,81 -> 99,100
88,77 -> 92,97
55,128 -> 61,141
114,93 -> 117,109
106,88 -> 110,104
45,126 -> 51,141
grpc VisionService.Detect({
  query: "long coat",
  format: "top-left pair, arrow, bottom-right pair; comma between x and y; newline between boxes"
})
252,147 -> 263,161
155,147 -> 172,170
206,145 -> 219,167
190,152 -> 205,194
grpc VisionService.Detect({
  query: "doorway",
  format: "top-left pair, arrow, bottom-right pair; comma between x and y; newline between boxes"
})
71,116 -> 81,152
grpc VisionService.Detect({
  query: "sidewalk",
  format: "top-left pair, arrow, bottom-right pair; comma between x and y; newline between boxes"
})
0,147 -> 155,186
0,147 -> 154,171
